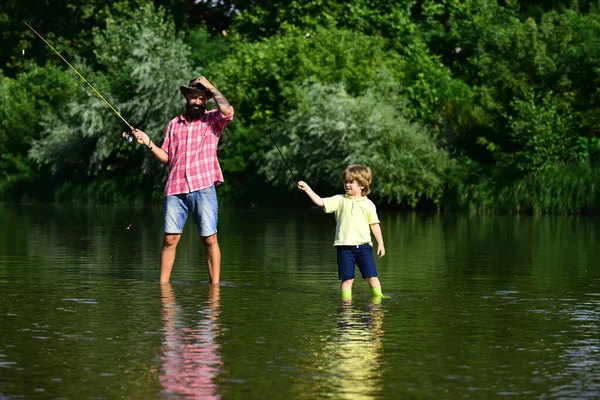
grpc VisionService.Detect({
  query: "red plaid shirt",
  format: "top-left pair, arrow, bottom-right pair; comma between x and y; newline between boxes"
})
161,108 -> 234,196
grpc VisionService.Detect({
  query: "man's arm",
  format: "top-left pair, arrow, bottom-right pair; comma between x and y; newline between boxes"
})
195,76 -> 233,117
130,129 -> 168,165
297,181 -> 324,207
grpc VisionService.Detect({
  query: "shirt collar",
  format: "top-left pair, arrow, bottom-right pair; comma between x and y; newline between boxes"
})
177,111 -> 208,125
344,194 -> 367,201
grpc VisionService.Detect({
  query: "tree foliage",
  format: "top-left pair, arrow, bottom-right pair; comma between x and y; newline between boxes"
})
27,3 -> 194,201
0,65 -> 79,199
3,0 -> 600,212
262,81 -> 452,207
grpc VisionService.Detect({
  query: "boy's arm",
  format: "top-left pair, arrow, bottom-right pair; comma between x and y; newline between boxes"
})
297,181 -> 324,207
370,223 -> 385,258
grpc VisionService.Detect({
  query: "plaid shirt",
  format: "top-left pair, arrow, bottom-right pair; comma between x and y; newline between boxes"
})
161,108 -> 234,196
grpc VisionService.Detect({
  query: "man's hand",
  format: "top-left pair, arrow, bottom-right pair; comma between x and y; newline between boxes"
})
194,76 -> 233,116
131,128 -> 151,147
122,128 -> 168,164
193,76 -> 215,92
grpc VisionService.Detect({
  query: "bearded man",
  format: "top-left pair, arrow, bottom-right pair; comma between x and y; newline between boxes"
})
130,76 -> 234,284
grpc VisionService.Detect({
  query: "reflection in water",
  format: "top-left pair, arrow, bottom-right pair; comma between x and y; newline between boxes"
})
159,284 -> 222,399
322,299 -> 385,399
551,297 -> 600,396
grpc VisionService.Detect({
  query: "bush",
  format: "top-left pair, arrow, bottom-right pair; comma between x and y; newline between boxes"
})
261,81 -> 453,207
455,161 -> 600,213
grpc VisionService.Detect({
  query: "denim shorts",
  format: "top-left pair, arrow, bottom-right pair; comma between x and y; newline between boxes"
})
336,244 -> 378,281
163,186 -> 218,237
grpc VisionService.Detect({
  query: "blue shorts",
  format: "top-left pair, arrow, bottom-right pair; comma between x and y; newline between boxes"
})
163,186 -> 218,237
336,244 -> 378,281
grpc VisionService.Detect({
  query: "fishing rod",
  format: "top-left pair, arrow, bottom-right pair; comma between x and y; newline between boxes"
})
218,34 -> 298,182
22,20 -> 137,143
23,21 -> 144,229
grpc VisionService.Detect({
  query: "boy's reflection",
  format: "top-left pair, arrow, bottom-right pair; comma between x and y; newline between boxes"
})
159,284 -> 222,399
325,299 -> 385,399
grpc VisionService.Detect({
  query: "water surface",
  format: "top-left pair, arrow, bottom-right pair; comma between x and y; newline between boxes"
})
1,204 -> 599,399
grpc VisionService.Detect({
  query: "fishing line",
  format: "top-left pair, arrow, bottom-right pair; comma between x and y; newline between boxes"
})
218,44 -> 298,182
23,21 -> 136,139
23,21 -> 145,230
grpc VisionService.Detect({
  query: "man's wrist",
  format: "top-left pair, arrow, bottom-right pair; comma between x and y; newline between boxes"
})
146,139 -> 153,150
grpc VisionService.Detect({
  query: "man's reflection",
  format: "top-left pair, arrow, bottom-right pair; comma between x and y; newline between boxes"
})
159,284 -> 222,399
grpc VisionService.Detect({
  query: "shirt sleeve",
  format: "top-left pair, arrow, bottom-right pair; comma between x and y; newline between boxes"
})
161,120 -> 172,154
322,195 -> 341,214
368,201 -> 380,224
211,107 -> 234,136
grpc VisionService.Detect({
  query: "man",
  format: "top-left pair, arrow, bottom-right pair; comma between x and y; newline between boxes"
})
129,76 -> 234,284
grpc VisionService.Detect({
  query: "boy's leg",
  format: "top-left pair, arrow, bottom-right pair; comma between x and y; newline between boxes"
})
367,277 -> 383,297
367,277 -> 381,289
340,279 -> 354,299
340,279 -> 355,291
161,233 -> 181,283
337,246 -> 355,298
355,244 -> 383,297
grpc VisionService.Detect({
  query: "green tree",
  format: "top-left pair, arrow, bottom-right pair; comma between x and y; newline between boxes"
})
0,0 -> 149,77
189,25 -> 409,203
0,65 -> 79,199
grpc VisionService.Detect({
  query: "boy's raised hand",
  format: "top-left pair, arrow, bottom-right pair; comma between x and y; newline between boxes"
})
298,181 -> 324,207
297,181 -> 311,192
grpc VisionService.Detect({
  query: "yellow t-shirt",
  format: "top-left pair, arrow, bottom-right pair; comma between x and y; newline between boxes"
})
322,194 -> 380,246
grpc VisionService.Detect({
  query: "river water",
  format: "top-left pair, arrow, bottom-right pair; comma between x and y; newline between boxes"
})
0,204 -> 599,399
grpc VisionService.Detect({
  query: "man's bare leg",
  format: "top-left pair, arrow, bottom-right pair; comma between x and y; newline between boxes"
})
160,233 -> 181,283
203,233 -> 221,284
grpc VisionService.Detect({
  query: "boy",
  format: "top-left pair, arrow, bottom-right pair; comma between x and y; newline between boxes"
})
297,164 -> 385,299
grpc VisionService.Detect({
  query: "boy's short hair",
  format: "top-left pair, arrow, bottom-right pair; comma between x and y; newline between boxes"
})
342,164 -> 372,195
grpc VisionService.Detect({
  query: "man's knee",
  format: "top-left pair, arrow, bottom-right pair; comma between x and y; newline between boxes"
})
163,234 -> 181,248
202,233 -> 219,248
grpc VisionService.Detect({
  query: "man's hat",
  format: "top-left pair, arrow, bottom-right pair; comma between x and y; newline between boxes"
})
179,79 -> 212,98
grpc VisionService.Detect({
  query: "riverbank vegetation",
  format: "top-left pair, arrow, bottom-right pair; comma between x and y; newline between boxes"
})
2,0 -> 600,212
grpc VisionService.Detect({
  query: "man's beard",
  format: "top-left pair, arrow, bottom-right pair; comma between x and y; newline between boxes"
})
185,103 -> 205,120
